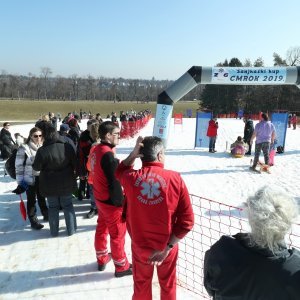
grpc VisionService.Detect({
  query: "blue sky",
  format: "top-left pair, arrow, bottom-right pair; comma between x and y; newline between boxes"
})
1,0 -> 299,80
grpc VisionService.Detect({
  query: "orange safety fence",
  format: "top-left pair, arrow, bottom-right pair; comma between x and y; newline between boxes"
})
120,115 -> 152,139
177,194 -> 300,298
216,113 -> 261,120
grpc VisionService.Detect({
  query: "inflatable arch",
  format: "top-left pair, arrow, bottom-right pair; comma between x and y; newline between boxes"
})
153,66 -> 300,146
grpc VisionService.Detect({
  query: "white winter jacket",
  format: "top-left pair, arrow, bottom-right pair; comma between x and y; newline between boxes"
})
15,141 -> 42,186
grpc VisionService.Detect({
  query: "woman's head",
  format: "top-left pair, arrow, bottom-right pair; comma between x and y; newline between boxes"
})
68,118 -> 78,127
41,114 -> 50,122
261,113 -> 269,121
27,127 -> 43,144
89,122 -> 100,142
246,186 -> 298,253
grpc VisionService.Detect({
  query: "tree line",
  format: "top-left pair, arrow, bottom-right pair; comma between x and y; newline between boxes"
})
201,48 -> 300,114
0,67 -> 202,104
1,47 -> 300,114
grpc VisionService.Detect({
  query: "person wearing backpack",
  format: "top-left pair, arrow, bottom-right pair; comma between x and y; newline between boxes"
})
0,122 -> 16,160
15,127 -> 48,230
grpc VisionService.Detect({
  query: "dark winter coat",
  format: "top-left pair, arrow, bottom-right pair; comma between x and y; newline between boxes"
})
58,131 -> 76,152
204,233 -> 300,300
0,128 -> 16,159
68,126 -> 81,147
77,129 -> 94,177
33,137 -> 77,197
243,119 -> 254,142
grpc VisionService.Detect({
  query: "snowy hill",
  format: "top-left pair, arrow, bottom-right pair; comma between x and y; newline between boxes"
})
0,118 -> 299,299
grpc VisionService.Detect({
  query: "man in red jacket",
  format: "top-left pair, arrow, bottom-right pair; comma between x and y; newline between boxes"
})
91,121 -> 132,278
206,118 -> 218,153
116,136 -> 194,300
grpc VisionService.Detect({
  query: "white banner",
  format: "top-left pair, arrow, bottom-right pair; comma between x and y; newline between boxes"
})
211,67 -> 287,84
153,104 -> 173,140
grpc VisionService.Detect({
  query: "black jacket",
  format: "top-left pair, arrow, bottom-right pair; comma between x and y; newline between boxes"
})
204,233 -> 300,300
243,120 -> 254,142
77,130 -> 94,177
68,126 -> 81,147
33,137 -> 77,197
0,128 -> 15,159
58,131 -> 76,152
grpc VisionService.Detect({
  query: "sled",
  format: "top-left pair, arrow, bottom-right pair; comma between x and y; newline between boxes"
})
249,159 -> 271,174
231,145 -> 246,158
258,161 -> 271,173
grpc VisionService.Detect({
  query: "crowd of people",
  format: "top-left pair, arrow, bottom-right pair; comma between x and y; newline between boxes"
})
0,110 -> 299,299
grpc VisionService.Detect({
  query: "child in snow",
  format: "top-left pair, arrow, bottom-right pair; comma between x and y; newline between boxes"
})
230,136 -> 247,157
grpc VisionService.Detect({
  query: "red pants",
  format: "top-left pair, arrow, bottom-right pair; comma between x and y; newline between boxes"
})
95,201 -> 129,272
131,243 -> 178,300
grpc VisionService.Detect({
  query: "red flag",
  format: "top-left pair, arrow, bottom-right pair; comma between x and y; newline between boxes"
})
19,194 -> 27,221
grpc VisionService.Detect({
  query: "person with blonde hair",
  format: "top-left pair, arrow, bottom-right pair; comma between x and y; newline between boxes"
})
204,185 -> 300,299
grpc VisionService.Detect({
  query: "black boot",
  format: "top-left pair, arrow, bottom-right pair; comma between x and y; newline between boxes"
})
42,210 -> 49,221
29,216 -> 44,230
86,208 -> 98,219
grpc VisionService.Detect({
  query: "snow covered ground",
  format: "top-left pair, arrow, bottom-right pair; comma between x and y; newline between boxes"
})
0,117 -> 299,299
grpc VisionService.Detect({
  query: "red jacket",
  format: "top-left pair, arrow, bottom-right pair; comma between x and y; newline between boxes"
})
116,161 -> 194,251
207,119 -> 218,137
86,143 -> 98,185
92,142 -> 124,206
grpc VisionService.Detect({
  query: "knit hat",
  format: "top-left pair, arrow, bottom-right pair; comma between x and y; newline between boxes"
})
60,124 -> 70,132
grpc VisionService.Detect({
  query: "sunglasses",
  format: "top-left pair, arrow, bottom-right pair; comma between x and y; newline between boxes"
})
33,134 -> 42,138
112,132 -> 121,136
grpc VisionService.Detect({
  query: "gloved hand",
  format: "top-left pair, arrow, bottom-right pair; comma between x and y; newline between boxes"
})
12,181 -> 29,194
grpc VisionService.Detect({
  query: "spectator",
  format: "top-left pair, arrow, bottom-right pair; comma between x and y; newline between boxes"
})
288,114 -> 292,128
14,133 -> 26,147
85,121 -> 100,218
243,115 -> 254,155
33,126 -> 77,237
207,118 -> 218,153
119,111 -> 127,122
91,121 -> 132,277
77,119 -> 98,201
250,113 -> 276,171
111,112 -> 118,123
95,113 -> 103,123
116,136 -> 194,299
15,127 -> 48,229
58,123 -> 76,151
0,122 -> 16,160
68,118 -> 81,147
291,114 -> 297,130
49,112 -> 57,130
204,185 -> 300,299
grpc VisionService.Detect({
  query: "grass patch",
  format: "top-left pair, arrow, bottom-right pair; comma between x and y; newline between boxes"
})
0,100 -> 200,122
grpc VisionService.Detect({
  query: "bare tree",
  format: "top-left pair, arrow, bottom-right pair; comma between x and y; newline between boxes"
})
70,74 -> 78,100
40,67 -> 52,100
286,46 -> 300,66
